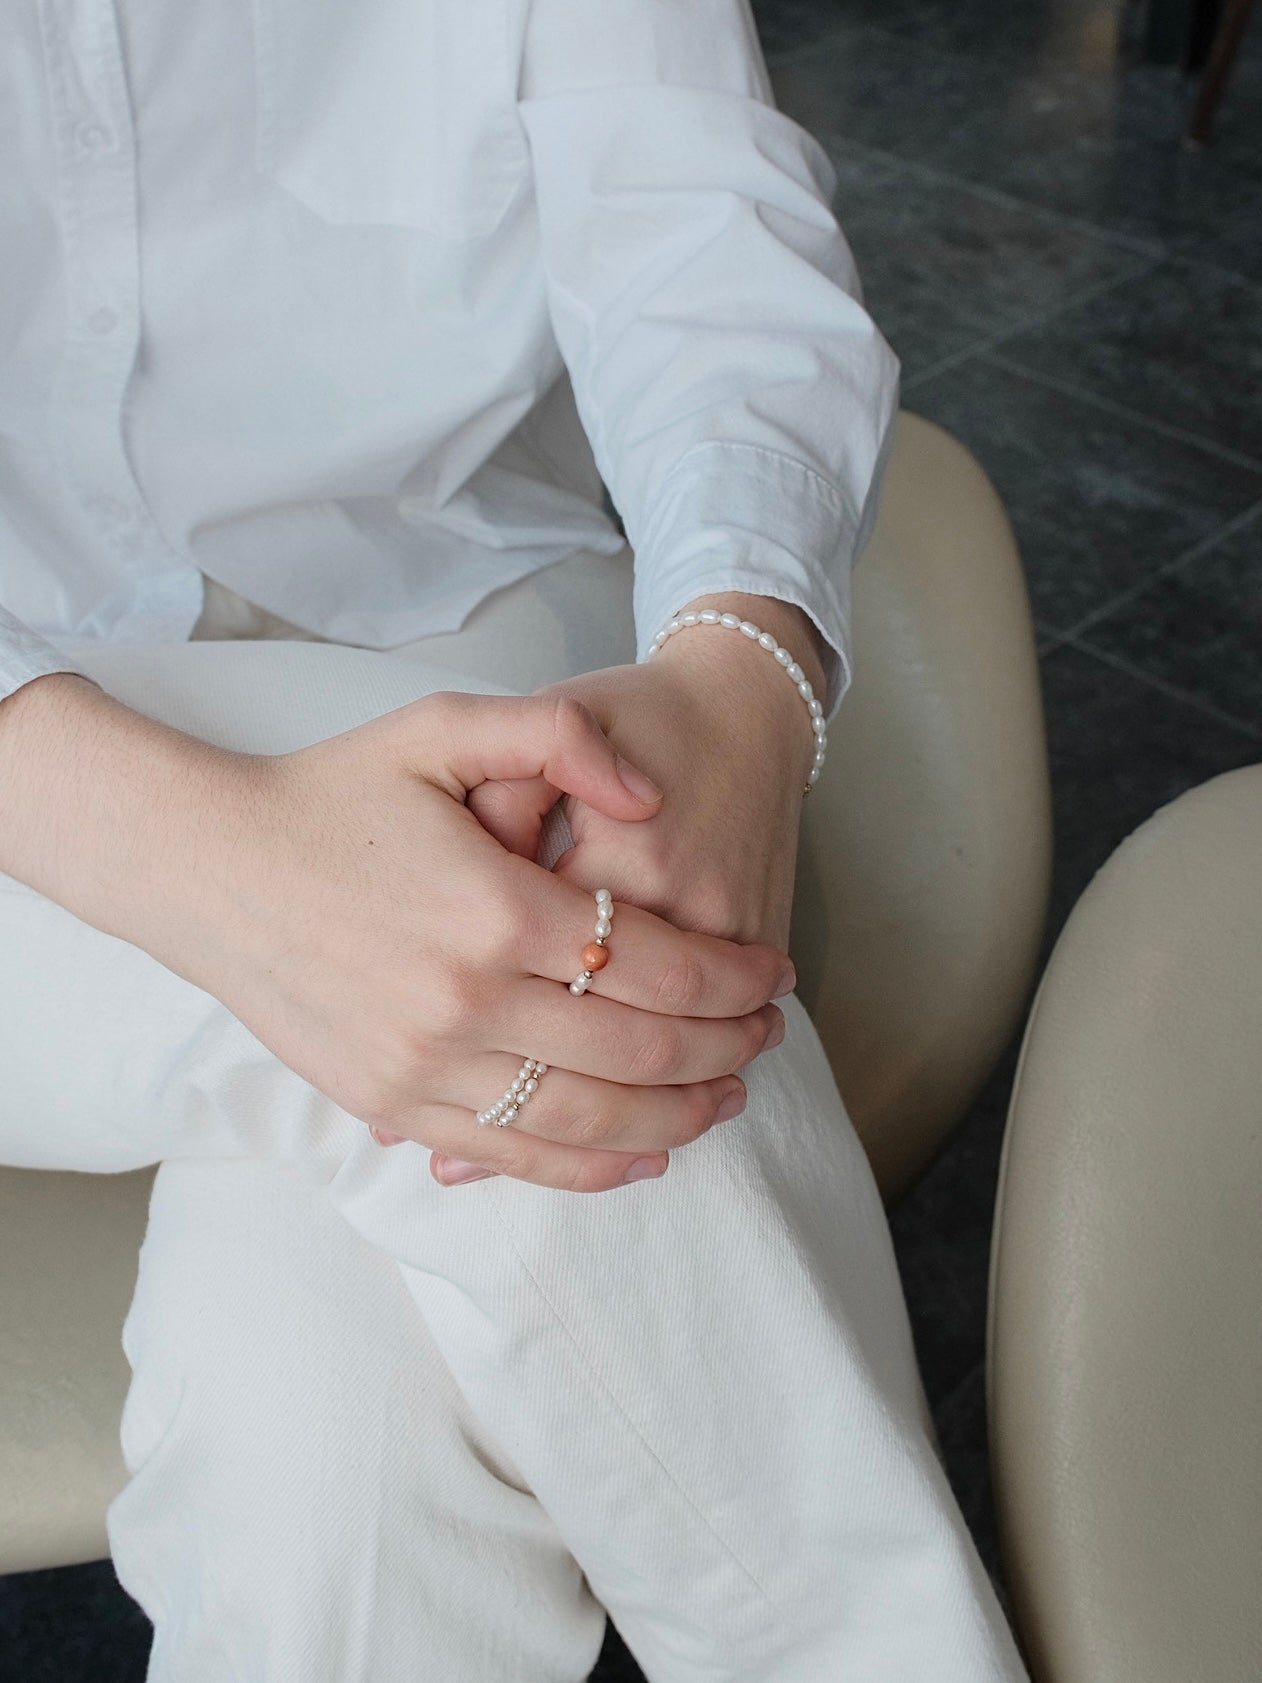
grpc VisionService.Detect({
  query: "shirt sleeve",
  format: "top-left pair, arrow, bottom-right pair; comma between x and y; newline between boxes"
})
515,0 -> 900,721
0,604 -> 89,706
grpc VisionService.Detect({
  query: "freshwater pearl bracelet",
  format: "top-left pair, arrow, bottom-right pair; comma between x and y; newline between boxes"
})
477,1057 -> 548,1128
645,609 -> 827,796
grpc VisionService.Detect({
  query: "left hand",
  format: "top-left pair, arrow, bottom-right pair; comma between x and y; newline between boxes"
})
467,594 -> 828,956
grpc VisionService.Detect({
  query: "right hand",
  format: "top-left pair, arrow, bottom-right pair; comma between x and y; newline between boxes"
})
4,677 -> 790,1192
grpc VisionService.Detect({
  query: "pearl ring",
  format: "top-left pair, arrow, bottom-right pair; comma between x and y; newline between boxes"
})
476,891 -> 613,1128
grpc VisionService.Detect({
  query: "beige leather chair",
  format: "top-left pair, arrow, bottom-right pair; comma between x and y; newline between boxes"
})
0,410 -> 1053,1574
989,763 -> 1262,1683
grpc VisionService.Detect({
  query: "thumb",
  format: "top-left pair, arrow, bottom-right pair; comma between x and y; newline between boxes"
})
431,692 -> 663,823
466,773 -> 558,859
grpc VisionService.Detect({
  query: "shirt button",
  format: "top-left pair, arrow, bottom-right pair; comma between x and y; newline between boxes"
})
77,123 -> 113,151
88,307 -> 119,336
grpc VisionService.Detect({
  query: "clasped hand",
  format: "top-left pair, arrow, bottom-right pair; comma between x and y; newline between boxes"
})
128,684 -> 794,1194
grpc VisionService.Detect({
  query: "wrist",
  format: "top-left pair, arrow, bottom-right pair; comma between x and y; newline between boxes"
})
0,672 -> 248,943
661,592 -> 828,701
645,593 -> 828,790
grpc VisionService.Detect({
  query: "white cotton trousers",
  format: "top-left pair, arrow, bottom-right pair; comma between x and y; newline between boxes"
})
0,548 -> 1028,1682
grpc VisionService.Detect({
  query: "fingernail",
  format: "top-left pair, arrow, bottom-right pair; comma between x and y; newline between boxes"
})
763,1014 -> 786,1051
436,1159 -> 496,1185
622,1155 -> 667,1184
369,1126 -> 408,1147
773,967 -> 797,998
716,1085 -> 747,1123
616,755 -> 663,805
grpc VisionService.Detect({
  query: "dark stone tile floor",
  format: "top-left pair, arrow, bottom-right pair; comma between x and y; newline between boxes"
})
5,1 -> 1260,1677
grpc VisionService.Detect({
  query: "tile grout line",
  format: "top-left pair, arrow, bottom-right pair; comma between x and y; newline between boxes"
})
899,255 -> 1160,396
819,130 -> 1168,263
1049,497 -> 1262,646
770,30 -> 1262,300
978,350 -> 1262,474
1052,637 -> 1262,742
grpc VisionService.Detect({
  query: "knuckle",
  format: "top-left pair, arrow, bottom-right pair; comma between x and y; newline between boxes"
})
651,948 -> 708,1017
421,962 -> 483,1041
415,688 -> 467,730
543,691 -> 599,749
627,1023 -> 685,1085
343,1080 -> 396,1130
469,880 -> 531,966
634,860 -> 677,916
567,1099 -> 616,1149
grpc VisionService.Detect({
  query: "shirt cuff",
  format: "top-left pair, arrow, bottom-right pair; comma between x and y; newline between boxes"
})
630,441 -> 862,723
0,606 -> 90,706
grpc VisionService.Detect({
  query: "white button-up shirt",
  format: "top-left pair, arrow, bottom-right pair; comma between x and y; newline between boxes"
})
0,0 -> 899,720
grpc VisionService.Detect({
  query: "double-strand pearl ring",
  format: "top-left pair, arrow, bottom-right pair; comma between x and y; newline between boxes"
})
477,1057 -> 548,1128
569,888 -> 613,995
645,610 -> 827,796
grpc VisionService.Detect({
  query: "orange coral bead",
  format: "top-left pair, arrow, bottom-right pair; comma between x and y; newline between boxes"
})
581,942 -> 609,972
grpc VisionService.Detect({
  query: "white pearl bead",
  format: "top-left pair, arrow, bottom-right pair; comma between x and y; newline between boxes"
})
699,608 -> 721,624
667,619 -> 682,634
594,917 -> 612,938
758,631 -> 777,650
681,612 -> 699,625
808,766 -> 821,785
739,621 -> 760,638
477,1111 -> 489,1124
808,698 -> 823,718
523,1078 -> 538,1094
798,680 -> 813,699
719,612 -> 740,628
534,1063 -> 548,1075
787,663 -> 804,683
812,715 -> 826,736
814,749 -> 826,767
511,1076 -> 524,1092
774,646 -> 793,667
653,630 -> 668,646
570,978 -> 587,995
595,888 -> 612,905
503,1104 -> 519,1121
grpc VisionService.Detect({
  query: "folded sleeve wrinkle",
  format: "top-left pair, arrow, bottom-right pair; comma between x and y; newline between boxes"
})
0,604 -> 88,706
516,0 -> 900,720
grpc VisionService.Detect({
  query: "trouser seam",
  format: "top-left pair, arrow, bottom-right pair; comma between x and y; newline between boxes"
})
484,1194 -> 783,1614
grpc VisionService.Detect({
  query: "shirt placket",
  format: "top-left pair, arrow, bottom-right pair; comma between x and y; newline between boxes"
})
40,0 -> 197,636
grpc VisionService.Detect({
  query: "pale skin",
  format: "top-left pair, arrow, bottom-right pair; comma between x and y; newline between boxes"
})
0,587 -> 827,1193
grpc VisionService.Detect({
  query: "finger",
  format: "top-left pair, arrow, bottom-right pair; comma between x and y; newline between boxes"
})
466,774 -> 561,860
369,1100 -> 672,1193
429,1134 -> 670,1193
429,691 -> 662,823
505,863 -> 796,1019
431,1056 -> 749,1153
495,976 -> 784,1087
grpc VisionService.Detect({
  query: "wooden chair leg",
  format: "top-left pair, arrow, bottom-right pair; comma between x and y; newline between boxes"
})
1185,0 -> 1257,145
